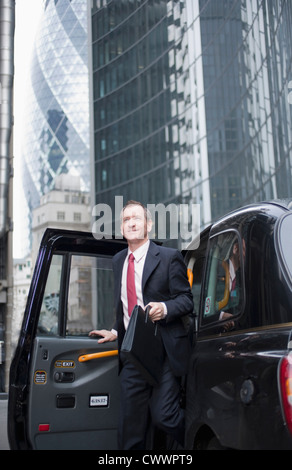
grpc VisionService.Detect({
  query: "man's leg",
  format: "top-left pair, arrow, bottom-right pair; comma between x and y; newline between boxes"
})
149,359 -> 185,446
118,358 -> 152,450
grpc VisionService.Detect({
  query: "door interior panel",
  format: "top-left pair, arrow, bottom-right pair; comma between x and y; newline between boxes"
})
28,336 -> 119,450
8,230 -> 127,449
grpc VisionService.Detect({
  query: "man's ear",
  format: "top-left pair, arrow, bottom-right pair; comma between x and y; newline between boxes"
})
233,243 -> 239,255
147,219 -> 153,234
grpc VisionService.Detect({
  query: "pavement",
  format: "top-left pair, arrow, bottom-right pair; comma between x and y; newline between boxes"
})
0,396 -> 9,450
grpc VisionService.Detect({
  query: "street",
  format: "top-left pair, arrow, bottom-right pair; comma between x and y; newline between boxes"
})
0,397 -> 9,450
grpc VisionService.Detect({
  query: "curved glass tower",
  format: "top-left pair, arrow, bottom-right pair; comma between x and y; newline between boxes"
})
91,0 -> 292,242
21,0 -> 90,251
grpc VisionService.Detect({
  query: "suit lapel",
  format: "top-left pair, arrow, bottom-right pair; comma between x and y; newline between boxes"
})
115,242 -> 160,302
142,241 -> 160,290
114,249 -> 127,309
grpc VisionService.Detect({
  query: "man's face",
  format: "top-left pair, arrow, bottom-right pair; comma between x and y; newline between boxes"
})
121,205 -> 152,244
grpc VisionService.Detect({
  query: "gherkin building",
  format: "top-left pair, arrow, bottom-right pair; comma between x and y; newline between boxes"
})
21,0 -> 90,250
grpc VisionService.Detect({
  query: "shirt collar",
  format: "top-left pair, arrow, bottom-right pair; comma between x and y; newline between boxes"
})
128,239 -> 150,263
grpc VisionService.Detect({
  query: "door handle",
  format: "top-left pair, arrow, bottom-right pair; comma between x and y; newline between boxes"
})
54,371 -> 75,383
78,350 -> 118,363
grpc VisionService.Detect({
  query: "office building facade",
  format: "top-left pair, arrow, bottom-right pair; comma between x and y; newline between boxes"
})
90,0 -> 292,245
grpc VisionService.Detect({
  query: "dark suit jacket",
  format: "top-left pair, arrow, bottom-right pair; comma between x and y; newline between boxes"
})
113,240 -> 194,377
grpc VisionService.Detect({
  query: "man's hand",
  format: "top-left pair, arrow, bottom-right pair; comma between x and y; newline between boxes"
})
220,312 -> 235,331
146,302 -> 166,321
89,329 -> 117,343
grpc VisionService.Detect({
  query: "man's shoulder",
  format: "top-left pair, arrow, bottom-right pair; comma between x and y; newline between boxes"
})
149,241 -> 180,258
113,247 -> 128,263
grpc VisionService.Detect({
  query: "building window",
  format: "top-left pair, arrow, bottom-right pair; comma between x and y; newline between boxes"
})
57,211 -> 65,221
74,212 -> 81,222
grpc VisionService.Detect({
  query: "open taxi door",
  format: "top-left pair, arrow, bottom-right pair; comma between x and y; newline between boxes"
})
8,229 -> 126,450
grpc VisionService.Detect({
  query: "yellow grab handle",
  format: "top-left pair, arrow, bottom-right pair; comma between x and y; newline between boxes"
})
217,260 -> 230,311
78,350 -> 118,363
187,268 -> 193,288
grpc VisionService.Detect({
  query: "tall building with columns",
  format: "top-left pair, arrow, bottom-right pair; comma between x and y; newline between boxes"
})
90,0 -> 292,246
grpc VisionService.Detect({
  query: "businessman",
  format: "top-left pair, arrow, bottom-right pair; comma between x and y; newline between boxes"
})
90,200 -> 194,450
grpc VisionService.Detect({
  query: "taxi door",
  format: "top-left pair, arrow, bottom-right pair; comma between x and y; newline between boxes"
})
8,229 -> 126,450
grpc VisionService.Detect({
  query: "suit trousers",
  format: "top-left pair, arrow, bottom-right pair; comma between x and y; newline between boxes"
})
118,353 -> 185,450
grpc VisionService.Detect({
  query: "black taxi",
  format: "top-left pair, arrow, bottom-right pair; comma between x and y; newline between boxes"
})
8,200 -> 292,449
184,199 -> 292,450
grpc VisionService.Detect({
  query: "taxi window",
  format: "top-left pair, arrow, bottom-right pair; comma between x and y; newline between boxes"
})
201,231 -> 244,327
66,254 -> 114,336
277,212 -> 292,286
38,254 -> 62,335
37,253 -> 115,337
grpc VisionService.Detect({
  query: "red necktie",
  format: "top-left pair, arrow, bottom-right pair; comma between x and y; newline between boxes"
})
127,253 -> 137,316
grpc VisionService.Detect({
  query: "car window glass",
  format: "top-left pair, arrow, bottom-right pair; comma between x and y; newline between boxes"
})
191,256 -> 205,315
37,254 -> 63,336
187,237 -> 208,317
66,255 -> 114,336
201,232 -> 243,327
36,253 -> 115,337
278,213 -> 292,285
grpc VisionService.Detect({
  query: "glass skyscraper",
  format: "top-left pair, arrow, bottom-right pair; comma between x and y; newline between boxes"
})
90,0 -> 292,245
21,0 -> 90,252
199,0 -> 292,217
91,1 -> 191,216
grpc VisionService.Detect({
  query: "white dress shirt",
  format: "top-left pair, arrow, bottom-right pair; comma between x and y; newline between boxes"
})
228,259 -> 236,292
121,240 -> 150,330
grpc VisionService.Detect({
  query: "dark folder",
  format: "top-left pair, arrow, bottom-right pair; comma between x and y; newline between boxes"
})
121,305 -> 164,386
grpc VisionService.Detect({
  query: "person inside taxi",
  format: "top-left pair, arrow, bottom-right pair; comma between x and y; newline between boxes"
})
219,238 -> 245,330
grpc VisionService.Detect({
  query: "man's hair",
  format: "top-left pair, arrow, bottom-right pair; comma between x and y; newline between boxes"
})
121,200 -> 152,223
